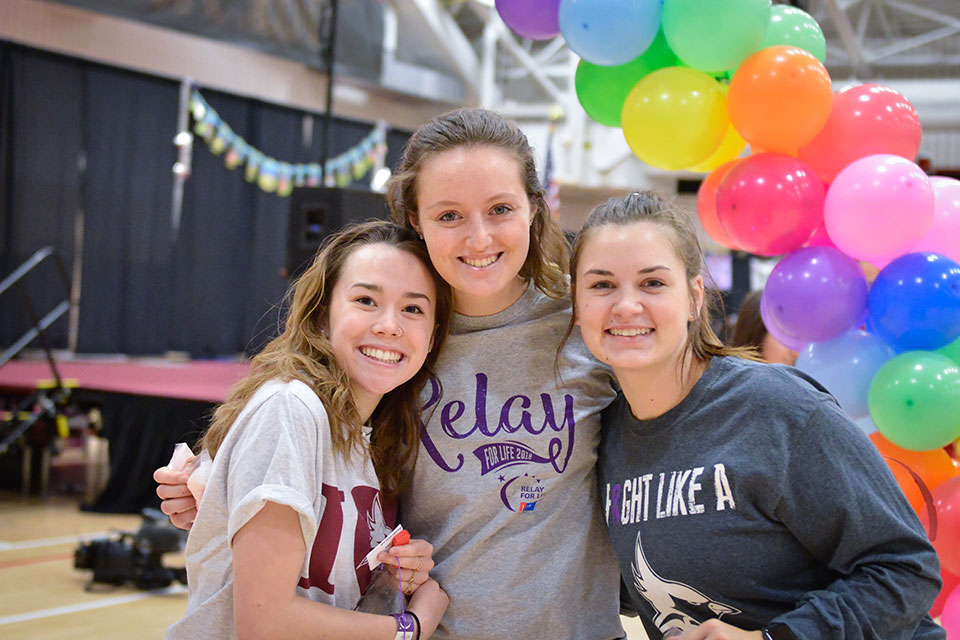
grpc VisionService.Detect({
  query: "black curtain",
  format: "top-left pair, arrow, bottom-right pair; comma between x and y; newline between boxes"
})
0,47 -> 84,350
79,391 -> 215,513
0,41 -> 411,358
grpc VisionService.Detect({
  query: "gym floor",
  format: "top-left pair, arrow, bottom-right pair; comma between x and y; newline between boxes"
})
0,493 -> 186,639
0,492 -> 651,639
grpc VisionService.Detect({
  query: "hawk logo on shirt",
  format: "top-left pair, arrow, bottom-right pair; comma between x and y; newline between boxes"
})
366,493 -> 392,546
631,531 -> 741,636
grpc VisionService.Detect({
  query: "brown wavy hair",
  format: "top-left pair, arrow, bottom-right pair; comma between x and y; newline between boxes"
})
729,290 -> 768,351
563,191 -> 760,367
200,220 -> 453,498
386,108 -> 570,300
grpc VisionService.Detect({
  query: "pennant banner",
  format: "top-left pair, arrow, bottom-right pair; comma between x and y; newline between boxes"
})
188,90 -> 388,197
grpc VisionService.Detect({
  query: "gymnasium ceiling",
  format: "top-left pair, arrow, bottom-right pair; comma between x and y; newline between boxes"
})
395,0 -> 960,109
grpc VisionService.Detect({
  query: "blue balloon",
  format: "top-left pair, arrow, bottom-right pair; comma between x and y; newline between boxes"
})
795,329 -> 895,419
868,252 -> 960,351
558,0 -> 662,66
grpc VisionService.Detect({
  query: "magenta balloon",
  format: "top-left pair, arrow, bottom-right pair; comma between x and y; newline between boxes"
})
496,0 -> 561,40
912,177 -> 960,264
716,153 -> 824,256
803,218 -> 836,248
824,154 -> 934,264
762,246 -> 869,344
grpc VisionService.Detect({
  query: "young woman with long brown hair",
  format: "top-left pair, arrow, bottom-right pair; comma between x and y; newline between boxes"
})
570,191 -> 943,640
165,220 -> 453,640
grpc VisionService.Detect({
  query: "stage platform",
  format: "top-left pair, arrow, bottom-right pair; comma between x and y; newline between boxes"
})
0,359 -> 249,402
0,357 -> 249,513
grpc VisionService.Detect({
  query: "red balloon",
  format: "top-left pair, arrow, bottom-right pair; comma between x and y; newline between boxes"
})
799,83 -> 922,184
697,160 -> 741,249
933,567 -> 960,618
923,476 -> 960,575
716,153 -> 824,256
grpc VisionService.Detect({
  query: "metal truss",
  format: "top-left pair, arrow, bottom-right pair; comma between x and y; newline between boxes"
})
813,0 -> 960,77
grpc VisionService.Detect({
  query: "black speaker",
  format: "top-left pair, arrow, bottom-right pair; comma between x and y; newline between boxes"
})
287,187 -> 389,278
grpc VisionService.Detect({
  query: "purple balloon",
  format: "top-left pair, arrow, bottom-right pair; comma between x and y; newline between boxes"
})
760,299 -> 809,352
762,246 -> 869,345
496,0 -> 561,40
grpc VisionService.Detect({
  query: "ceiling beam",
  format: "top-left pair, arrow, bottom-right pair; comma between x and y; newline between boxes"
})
823,0 -> 872,75
388,0 -> 481,101
868,24 -> 960,62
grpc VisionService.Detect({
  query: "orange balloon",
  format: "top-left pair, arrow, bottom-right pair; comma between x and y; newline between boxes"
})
697,160 -> 741,250
728,45 -> 833,154
871,432 -> 960,493
885,460 -> 925,516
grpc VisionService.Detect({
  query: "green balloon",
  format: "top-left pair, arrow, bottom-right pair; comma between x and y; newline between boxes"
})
868,351 -> 960,451
575,30 -> 680,128
938,335 -> 960,366
663,0 -> 772,73
760,5 -> 826,64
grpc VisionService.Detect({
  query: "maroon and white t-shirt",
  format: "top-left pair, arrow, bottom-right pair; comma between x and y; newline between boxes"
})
166,379 -> 397,640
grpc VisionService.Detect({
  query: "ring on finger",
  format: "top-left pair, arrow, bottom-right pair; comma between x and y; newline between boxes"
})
407,571 -> 416,584
415,557 -> 424,572
404,583 -> 414,595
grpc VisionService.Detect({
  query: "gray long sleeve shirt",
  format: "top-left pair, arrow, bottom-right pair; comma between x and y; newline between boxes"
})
599,356 -> 944,640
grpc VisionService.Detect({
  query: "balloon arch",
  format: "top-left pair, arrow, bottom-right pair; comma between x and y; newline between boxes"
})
496,0 -> 960,627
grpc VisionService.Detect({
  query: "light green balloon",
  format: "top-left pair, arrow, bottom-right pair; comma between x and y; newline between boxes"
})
868,351 -> 960,451
662,0 -> 772,73
575,30 -> 680,128
938,335 -> 960,366
760,5 -> 826,63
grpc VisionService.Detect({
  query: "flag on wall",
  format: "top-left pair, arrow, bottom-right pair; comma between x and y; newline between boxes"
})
543,119 -> 560,216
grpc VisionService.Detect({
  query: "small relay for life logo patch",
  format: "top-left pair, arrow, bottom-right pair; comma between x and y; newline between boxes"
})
499,472 -> 546,512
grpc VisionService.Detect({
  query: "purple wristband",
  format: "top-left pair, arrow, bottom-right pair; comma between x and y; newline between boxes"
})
391,612 -> 416,640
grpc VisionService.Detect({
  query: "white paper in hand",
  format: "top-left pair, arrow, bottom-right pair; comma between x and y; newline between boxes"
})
168,442 -> 197,473
358,523 -> 404,571
187,449 -> 211,505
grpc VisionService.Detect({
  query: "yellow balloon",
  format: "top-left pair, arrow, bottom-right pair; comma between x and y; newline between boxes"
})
621,66 -> 728,171
688,122 -> 747,172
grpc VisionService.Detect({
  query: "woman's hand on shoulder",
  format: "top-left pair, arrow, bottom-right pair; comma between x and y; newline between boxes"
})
153,465 -> 197,529
678,619 -> 764,640
378,538 -> 435,596
407,578 -> 449,639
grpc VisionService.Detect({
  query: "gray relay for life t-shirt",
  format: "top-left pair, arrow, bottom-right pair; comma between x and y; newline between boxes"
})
401,283 -> 624,640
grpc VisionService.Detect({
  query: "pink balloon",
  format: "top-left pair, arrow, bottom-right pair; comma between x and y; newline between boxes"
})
912,176 -> 960,263
716,153 -> 824,256
943,582 -> 960,638
824,155 -> 934,264
799,83 -> 922,184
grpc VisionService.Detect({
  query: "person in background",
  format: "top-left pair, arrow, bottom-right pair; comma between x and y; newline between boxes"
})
165,221 -> 452,640
568,191 -> 944,640
730,290 -> 798,365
